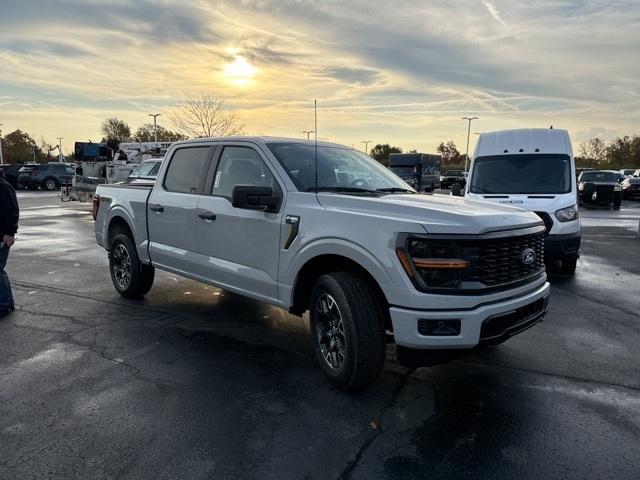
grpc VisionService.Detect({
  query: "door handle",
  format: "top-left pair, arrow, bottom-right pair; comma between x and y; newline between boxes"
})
149,204 -> 164,213
198,211 -> 216,221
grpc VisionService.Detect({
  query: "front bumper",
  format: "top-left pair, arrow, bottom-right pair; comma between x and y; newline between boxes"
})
544,231 -> 581,261
579,191 -> 621,205
389,281 -> 550,349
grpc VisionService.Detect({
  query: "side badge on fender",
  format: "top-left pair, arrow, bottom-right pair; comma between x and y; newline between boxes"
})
284,215 -> 300,249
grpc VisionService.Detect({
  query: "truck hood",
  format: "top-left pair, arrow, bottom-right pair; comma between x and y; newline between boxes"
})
316,193 -> 543,235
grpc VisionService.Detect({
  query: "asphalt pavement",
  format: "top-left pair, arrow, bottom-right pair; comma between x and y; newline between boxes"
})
1,191 -> 639,479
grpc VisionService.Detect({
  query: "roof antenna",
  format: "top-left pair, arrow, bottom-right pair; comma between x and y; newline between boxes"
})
314,99 -> 318,194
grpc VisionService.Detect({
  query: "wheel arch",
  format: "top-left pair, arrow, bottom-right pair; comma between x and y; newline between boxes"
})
289,253 -> 392,331
107,215 -> 133,247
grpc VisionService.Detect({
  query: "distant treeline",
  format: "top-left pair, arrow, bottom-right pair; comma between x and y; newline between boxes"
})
575,135 -> 640,170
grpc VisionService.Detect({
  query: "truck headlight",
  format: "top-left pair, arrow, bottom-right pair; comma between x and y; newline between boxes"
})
554,205 -> 578,222
614,184 -> 622,192
396,238 -> 469,289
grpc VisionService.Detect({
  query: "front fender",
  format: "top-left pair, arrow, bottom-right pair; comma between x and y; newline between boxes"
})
281,237 -> 401,309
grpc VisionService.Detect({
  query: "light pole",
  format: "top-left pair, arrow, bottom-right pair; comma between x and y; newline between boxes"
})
56,137 -> 64,163
462,116 -> 478,172
301,130 -> 314,140
148,113 -> 161,143
0,124 -> 4,165
362,139 -> 372,154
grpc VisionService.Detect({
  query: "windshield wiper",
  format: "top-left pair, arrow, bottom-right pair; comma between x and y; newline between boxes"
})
305,186 -> 381,194
375,187 -> 416,194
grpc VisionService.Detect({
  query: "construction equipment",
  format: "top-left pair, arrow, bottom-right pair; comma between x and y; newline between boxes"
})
61,141 -> 171,202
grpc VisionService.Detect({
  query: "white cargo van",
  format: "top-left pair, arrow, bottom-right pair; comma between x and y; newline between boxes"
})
465,128 -> 581,274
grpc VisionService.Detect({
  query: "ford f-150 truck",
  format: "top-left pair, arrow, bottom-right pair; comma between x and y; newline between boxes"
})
94,137 -> 550,390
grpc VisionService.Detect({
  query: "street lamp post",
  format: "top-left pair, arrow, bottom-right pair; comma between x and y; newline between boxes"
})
0,124 -> 4,165
462,116 -> 478,172
56,137 -> 64,163
148,113 -> 161,143
362,139 -> 372,154
301,130 -> 314,140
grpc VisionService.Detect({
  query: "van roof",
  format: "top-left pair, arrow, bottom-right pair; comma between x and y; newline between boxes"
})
474,128 -> 572,158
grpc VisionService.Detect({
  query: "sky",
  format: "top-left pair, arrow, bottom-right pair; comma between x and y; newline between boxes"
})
0,0 -> 639,154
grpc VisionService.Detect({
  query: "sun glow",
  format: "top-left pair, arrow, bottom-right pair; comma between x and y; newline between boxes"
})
223,57 -> 256,86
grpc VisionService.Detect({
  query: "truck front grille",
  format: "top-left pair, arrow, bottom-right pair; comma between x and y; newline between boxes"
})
461,231 -> 545,288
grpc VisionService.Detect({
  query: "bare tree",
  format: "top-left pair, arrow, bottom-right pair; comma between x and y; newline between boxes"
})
101,117 -> 131,142
169,91 -> 244,138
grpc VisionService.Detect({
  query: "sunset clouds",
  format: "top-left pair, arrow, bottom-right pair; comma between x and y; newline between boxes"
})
0,0 -> 638,152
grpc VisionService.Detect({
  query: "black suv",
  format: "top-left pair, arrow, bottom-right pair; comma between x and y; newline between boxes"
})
1,164 -> 37,188
18,163 -> 75,190
577,170 -> 623,209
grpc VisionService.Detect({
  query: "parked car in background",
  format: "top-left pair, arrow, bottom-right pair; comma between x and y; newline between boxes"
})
440,169 -> 466,189
577,170 -> 623,209
466,128 -> 581,274
1,163 -> 37,188
18,163 -> 75,190
620,169 -> 636,178
127,159 -> 162,180
621,176 -> 640,200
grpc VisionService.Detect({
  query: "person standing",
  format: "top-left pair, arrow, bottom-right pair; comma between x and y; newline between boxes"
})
0,175 -> 19,317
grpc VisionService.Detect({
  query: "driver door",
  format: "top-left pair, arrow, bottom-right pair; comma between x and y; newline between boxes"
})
195,144 -> 284,303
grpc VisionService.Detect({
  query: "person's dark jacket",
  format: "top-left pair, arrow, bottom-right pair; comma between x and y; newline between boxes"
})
0,177 -> 19,237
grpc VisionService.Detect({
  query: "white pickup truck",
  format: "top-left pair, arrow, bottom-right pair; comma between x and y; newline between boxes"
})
94,137 -> 550,390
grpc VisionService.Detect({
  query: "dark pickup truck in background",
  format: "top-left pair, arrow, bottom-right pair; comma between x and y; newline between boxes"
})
577,170 -> 623,209
388,153 -> 441,192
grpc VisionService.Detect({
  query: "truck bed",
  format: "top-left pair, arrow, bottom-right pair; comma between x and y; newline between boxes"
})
94,182 -> 154,258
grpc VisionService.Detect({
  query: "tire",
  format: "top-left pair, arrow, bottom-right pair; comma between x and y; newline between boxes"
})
613,197 -> 622,210
109,233 -> 155,298
560,257 -> 577,275
44,177 -> 59,191
309,272 -> 386,390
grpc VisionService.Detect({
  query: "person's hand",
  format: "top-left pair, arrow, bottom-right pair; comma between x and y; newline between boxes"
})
2,235 -> 14,247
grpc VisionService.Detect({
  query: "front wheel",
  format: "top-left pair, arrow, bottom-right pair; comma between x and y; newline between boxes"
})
560,257 -> 577,275
309,272 -> 386,390
44,177 -> 59,191
613,196 -> 622,210
109,233 -> 155,298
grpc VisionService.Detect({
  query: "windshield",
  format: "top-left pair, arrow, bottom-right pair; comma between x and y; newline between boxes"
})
446,170 -> 462,176
579,171 -> 620,182
130,162 -> 157,177
470,154 -> 571,194
267,143 -> 414,193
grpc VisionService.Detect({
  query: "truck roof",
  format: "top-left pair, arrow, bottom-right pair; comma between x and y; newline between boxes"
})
170,136 -> 350,149
474,128 -> 573,158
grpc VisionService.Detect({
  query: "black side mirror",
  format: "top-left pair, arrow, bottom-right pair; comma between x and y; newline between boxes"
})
232,185 -> 281,212
451,183 -> 463,197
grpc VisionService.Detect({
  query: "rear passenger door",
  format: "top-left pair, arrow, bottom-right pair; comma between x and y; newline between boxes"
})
195,144 -> 283,303
147,145 -> 214,274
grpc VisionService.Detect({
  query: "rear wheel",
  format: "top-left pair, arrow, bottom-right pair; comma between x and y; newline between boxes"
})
309,272 -> 386,390
109,233 -> 155,298
560,257 -> 577,275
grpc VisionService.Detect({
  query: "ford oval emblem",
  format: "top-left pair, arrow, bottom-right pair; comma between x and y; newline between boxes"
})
521,248 -> 536,265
